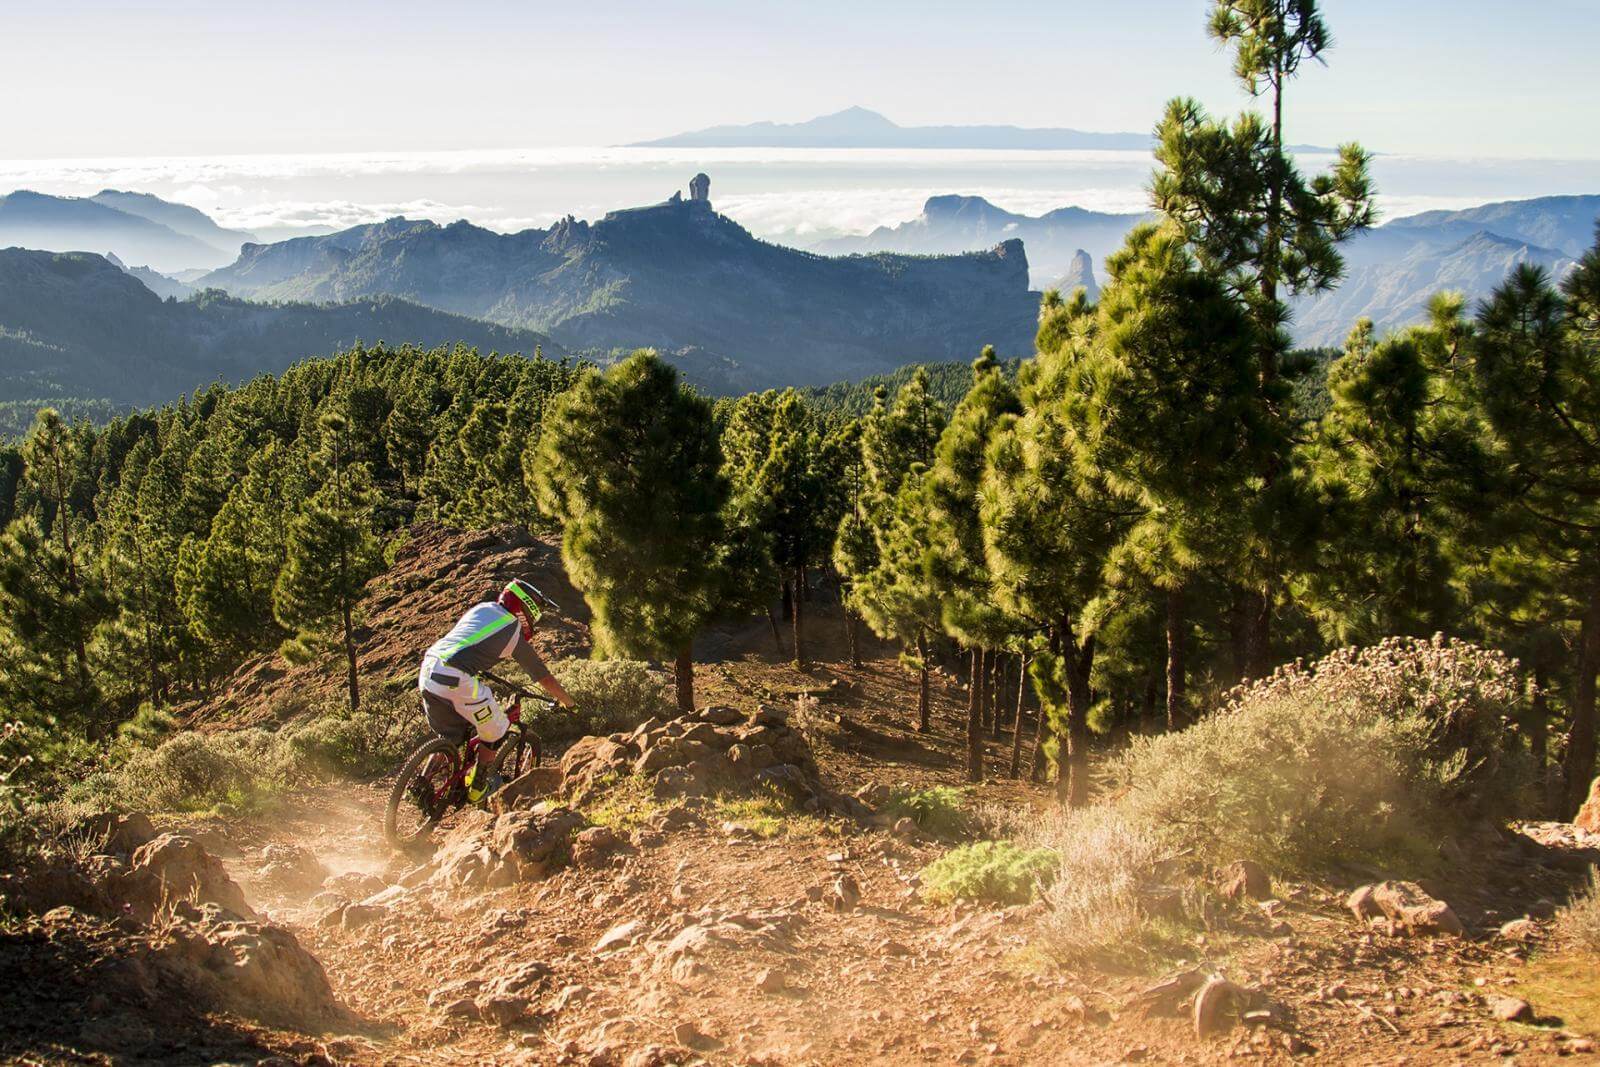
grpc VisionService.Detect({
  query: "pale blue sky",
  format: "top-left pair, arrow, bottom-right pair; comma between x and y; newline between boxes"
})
3,0 -> 1597,159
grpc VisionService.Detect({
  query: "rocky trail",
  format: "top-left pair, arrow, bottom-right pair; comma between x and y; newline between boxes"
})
11,674 -> 1598,1066
4,527 -> 1599,1064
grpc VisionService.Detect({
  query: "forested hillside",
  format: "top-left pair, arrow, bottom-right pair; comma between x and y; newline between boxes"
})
0,248 -> 561,410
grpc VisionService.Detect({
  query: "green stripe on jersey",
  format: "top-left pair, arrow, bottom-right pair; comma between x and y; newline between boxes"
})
442,611 -> 515,657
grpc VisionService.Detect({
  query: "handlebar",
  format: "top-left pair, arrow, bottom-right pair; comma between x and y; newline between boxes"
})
482,670 -> 558,706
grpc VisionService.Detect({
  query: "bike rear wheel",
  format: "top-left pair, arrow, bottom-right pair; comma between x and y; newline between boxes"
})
385,738 -> 461,849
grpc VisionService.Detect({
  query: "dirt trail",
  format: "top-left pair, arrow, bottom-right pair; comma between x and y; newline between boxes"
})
187,656 -> 1600,1067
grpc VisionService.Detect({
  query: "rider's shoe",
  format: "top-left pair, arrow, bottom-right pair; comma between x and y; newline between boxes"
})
466,767 -> 503,806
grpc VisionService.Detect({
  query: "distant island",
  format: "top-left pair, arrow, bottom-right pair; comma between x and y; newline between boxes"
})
630,106 -> 1153,151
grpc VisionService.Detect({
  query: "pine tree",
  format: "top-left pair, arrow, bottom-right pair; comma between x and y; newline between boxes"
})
534,351 -> 730,712
981,295 -> 1125,804
1464,233 -> 1600,815
840,370 -> 947,730
925,347 -> 1023,780
1153,0 -> 1375,677
178,439 -> 306,663
1067,225 -> 1262,728
273,413 -> 383,711
722,389 -> 838,668
0,410 -> 110,731
1305,310 -> 1485,644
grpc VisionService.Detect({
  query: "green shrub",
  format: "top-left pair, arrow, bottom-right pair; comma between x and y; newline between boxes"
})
70,729 -> 297,814
524,658 -> 673,742
1106,636 -> 1530,875
285,694 -> 427,778
1029,637 -> 1532,967
919,840 -> 1058,904
886,785 -> 969,837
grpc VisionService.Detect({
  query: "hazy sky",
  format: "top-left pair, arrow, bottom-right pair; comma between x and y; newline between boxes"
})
4,0 -> 1598,160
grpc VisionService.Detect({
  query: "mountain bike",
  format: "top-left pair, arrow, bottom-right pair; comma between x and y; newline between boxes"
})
383,672 -> 549,849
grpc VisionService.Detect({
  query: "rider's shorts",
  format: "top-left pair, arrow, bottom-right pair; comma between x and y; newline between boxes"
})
418,655 -> 509,745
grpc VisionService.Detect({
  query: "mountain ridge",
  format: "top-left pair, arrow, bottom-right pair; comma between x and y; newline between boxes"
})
0,248 -> 561,408
632,106 -> 1153,150
197,188 -> 1041,391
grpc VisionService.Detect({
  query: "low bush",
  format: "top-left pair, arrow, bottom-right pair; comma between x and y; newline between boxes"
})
284,694 -> 427,778
1560,869 -> 1600,954
1030,636 -> 1532,966
524,658 -> 673,742
885,785 -> 969,837
1107,636 -> 1530,875
70,729 -> 297,814
919,840 -> 1058,905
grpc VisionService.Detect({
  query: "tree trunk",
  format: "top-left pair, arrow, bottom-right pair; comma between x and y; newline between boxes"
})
845,609 -> 861,667
1566,588 -> 1600,817
674,644 -> 695,713
1531,663 -> 1549,773
1166,584 -> 1186,731
988,654 -> 1004,740
966,648 -> 984,783
1241,584 -> 1273,681
343,597 -> 360,711
1008,652 -> 1028,779
1142,666 -> 1160,733
1533,663 -> 1553,814
915,633 -> 930,733
1060,619 -> 1095,807
791,567 -> 806,668
767,604 -> 785,655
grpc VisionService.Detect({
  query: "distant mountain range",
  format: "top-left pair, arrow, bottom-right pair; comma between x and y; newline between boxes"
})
814,191 -> 1599,347
0,248 -> 558,407
196,188 -> 1039,391
632,106 -> 1153,151
632,106 -> 1335,153
812,195 -> 1149,287
2,179 -> 1594,412
0,189 -> 255,273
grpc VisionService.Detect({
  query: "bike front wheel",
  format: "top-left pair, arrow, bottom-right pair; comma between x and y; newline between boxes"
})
493,726 -> 540,783
384,738 -> 460,849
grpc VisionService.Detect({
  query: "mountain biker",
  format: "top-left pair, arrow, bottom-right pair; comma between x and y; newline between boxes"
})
418,577 -> 575,804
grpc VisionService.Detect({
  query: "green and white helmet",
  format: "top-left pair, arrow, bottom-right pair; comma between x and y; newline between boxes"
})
498,577 -> 555,623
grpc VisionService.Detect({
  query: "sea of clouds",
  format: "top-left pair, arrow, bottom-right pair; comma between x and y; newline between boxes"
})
1,147 -> 1593,245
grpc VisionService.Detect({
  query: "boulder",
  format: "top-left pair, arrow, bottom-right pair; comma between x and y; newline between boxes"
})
753,704 -> 790,727
488,807 -> 586,880
696,705 -> 744,727
754,764 -> 816,804
495,766 -> 564,811
654,764 -> 710,800
1576,776 -> 1600,833
255,844 -> 328,895
1217,860 -> 1270,901
679,722 -> 723,747
1487,995 -> 1533,1022
1347,885 -> 1382,922
78,812 -> 157,857
570,826 -> 625,868
1498,917 -> 1539,942
124,834 -> 255,921
594,920 -> 644,953
1371,880 -> 1464,937
828,873 -> 861,913
561,736 -> 629,780
323,871 -> 388,899
176,904 -> 341,1026
728,743 -> 776,775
